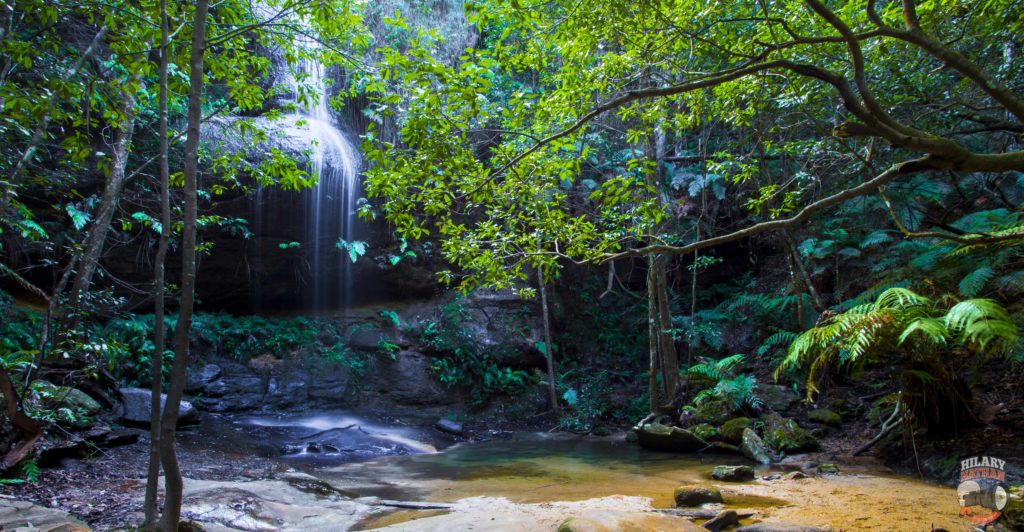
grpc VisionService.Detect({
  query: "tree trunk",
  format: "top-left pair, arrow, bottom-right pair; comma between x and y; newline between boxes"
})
537,267 -> 560,415
783,233 -> 825,313
157,0 -> 208,528
144,0 -> 170,523
647,259 -> 659,413
786,252 -> 805,328
67,95 -> 136,315
684,244 -> 698,398
654,257 -> 679,403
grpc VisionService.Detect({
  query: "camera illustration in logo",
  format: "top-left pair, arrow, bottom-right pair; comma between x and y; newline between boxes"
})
958,456 -> 1009,525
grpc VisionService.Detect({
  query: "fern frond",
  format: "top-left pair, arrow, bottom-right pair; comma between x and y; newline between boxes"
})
963,319 -> 1020,356
993,272 -> 1024,296
958,266 -> 995,298
945,299 -> 1012,331
687,361 -> 721,382
859,230 -> 894,249
875,287 -> 929,309
899,317 -> 948,346
716,353 -> 746,373
757,331 -> 798,356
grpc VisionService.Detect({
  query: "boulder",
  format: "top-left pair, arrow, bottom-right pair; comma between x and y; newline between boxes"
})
765,414 -> 819,454
703,510 -> 741,531
31,380 -> 102,420
808,408 -> 841,426
0,498 -> 89,531
817,463 -> 840,475
782,471 -> 807,480
674,485 -> 723,506
119,387 -> 199,426
719,417 -> 752,444
711,465 -> 755,481
741,428 -> 774,465
435,418 -> 465,436
756,384 -> 800,413
636,423 -> 709,452
377,350 -> 456,406
185,364 -> 222,394
691,399 -> 733,425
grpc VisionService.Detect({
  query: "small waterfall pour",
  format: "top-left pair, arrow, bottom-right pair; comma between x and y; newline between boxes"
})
257,41 -> 361,311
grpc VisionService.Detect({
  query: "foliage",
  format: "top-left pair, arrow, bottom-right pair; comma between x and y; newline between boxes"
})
421,297 -> 532,405
777,288 -> 1021,400
687,354 -> 765,412
0,290 -> 41,370
0,459 -> 40,485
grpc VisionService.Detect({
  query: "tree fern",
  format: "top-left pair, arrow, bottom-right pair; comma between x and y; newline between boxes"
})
779,288 -> 1020,401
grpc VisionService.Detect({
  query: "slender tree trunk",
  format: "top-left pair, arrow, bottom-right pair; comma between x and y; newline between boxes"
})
67,95 -> 136,315
786,252 -> 805,328
684,241 -> 698,399
654,259 -> 679,402
157,0 -> 208,528
144,0 -> 171,523
647,259 -> 659,413
537,267 -> 560,415
783,233 -> 825,312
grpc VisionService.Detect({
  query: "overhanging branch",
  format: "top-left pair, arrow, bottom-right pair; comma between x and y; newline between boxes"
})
597,156 -> 933,262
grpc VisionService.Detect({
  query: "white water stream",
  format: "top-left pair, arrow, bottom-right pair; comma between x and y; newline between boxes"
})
256,38 -> 361,311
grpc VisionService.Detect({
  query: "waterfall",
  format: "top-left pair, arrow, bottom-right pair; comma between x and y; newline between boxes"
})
257,41 -> 362,311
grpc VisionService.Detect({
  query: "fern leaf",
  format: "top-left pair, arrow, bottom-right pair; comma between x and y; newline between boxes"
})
875,287 -> 929,309
899,317 -> 947,346
945,299 -> 1012,332
958,266 -> 995,298
716,354 -> 746,373
757,331 -> 798,356
859,230 -> 894,249
993,272 -> 1024,296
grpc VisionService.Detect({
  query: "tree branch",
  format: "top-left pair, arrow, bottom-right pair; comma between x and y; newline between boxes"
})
598,156 -> 933,261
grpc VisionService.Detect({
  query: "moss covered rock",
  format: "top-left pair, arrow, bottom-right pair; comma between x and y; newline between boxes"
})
636,423 -> 709,452
741,428 -> 774,465
711,465 -> 755,481
765,414 -> 819,454
674,484 -> 723,506
817,463 -> 840,475
808,409 -> 841,426
719,417 -> 752,444
756,383 -> 800,413
29,380 -> 101,427
693,423 -> 718,442
691,399 -> 733,425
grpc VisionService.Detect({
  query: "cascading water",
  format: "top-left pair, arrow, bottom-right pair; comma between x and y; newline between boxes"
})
255,41 -> 362,311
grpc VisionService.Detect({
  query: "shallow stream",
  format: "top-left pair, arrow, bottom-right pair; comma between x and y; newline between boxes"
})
175,412 -> 963,530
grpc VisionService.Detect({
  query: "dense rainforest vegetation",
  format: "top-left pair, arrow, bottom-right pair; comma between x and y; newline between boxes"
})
1,0 -> 1022,529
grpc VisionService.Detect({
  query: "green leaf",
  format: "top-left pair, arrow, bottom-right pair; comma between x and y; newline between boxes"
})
65,204 -> 90,231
